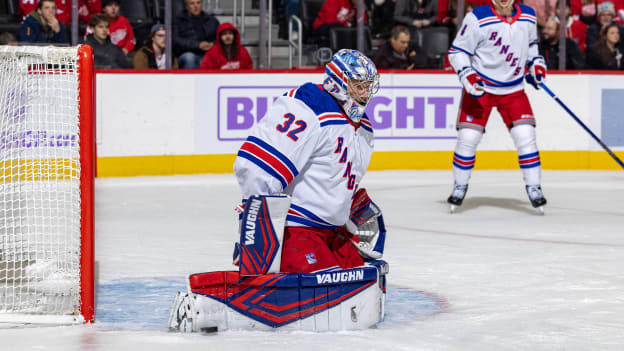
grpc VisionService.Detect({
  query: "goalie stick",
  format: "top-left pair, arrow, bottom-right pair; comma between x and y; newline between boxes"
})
539,82 -> 624,170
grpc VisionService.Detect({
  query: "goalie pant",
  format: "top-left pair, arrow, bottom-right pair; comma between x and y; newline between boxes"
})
281,226 -> 364,273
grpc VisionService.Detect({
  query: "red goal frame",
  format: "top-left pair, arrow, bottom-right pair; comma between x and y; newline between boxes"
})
78,45 -> 95,323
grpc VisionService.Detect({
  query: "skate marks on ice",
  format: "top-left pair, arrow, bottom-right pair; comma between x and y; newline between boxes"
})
96,278 -> 186,330
94,278 -> 445,331
391,225 -> 624,248
438,196 -> 541,215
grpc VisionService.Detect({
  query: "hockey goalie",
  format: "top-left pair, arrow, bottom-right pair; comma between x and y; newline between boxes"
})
168,49 -> 389,332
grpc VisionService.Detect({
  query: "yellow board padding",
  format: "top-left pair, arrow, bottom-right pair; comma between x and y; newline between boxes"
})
96,150 -> 624,177
0,159 -> 79,181
96,154 -> 237,177
368,151 -> 624,170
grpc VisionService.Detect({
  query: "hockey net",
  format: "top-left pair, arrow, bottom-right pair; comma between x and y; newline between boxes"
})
0,45 -> 94,324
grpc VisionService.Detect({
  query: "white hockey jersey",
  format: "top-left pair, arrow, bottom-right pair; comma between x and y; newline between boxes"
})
234,83 -> 374,228
448,4 -> 539,95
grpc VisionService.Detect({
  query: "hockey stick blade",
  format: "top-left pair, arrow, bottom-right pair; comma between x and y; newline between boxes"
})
539,82 -> 624,170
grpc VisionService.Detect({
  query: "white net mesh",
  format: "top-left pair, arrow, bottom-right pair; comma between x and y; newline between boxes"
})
0,46 -> 82,319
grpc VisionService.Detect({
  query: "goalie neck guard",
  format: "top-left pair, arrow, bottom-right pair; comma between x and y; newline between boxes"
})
323,49 -> 379,123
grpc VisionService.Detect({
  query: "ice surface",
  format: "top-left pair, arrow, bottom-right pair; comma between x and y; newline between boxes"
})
2,170 -> 624,350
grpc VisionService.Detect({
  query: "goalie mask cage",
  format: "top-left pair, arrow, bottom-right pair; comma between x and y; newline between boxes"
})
0,45 -> 94,324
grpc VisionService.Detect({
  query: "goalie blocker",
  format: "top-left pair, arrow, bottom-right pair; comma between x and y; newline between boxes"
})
170,191 -> 388,332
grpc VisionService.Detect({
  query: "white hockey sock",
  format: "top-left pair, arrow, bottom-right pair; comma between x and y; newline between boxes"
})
510,125 -> 541,186
452,128 -> 483,185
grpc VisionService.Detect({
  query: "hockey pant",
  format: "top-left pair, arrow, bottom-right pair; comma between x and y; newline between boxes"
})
280,226 -> 365,273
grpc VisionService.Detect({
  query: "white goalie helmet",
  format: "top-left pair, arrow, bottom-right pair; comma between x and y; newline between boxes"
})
322,49 -> 380,123
491,0 -> 515,9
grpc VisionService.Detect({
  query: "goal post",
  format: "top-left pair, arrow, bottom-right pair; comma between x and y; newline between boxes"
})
0,45 -> 95,324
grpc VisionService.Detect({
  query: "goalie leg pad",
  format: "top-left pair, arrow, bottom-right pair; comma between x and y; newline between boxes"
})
168,261 -> 388,332
238,194 -> 291,276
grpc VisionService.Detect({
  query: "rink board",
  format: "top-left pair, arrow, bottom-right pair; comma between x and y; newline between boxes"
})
94,70 -> 624,176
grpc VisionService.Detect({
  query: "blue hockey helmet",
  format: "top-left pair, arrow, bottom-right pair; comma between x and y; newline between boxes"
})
323,49 -> 379,122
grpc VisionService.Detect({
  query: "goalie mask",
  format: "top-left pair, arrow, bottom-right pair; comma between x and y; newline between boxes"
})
323,49 -> 380,123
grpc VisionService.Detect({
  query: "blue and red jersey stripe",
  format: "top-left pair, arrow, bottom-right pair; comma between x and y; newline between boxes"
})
237,136 -> 299,189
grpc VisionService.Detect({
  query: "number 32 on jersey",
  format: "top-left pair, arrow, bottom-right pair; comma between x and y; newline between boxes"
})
276,113 -> 307,141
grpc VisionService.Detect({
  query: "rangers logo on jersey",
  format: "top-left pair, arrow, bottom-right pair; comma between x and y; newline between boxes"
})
448,4 -> 538,95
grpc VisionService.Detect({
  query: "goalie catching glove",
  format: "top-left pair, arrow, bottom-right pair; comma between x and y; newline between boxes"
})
525,56 -> 547,90
458,66 -> 485,98
345,188 -> 386,260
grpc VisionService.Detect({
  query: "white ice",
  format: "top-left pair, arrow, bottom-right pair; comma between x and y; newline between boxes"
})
2,170 -> 624,350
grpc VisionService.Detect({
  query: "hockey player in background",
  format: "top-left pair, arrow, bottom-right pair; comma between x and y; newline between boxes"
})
446,0 -> 548,213
234,49 -> 382,273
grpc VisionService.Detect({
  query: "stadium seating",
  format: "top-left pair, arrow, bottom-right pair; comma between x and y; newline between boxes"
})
119,0 -> 155,47
299,0 -> 324,44
0,0 -> 20,38
419,27 -> 450,69
329,26 -> 373,57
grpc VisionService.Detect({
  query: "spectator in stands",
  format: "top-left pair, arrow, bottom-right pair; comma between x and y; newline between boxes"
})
437,0 -> 486,27
173,0 -> 220,69
524,0 -> 557,27
539,16 -> 585,69
370,0 -> 396,38
586,22 -> 624,68
393,0 -> 438,30
559,0 -> 588,52
585,1 -> 624,50
133,24 -> 179,69
100,0 -> 135,55
200,22 -> 253,70
77,0 -> 102,24
312,0 -> 367,46
373,25 -> 427,69
85,13 -> 131,69
0,32 -> 17,45
19,0 -> 101,24
581,0 -> 624,24
19,0 -> 67,43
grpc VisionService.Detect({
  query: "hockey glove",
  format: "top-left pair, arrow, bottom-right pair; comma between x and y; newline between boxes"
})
458,67 -> 485,98
526,56 -> 547,90
345,188 -> 386,260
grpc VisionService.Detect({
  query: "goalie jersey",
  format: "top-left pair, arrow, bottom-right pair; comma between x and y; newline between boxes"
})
234,83 -> 374,229
448,4 -> 539,95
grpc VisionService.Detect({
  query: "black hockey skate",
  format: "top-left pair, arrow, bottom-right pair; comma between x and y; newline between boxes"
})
525,185 -> 547,214
447,183 -> 468,213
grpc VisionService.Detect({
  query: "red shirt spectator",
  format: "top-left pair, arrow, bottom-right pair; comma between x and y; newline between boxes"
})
582,0 -> 624,23
85,0 -> 134,53
567,15 -> 588,51
437,0 -> 488,25
313,0 -> 367,30
570,0 -> 583,16
200,22 -> 252,70
524,0 -> 558,27
19,0 -> 100,23
108,15 -> 135,53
